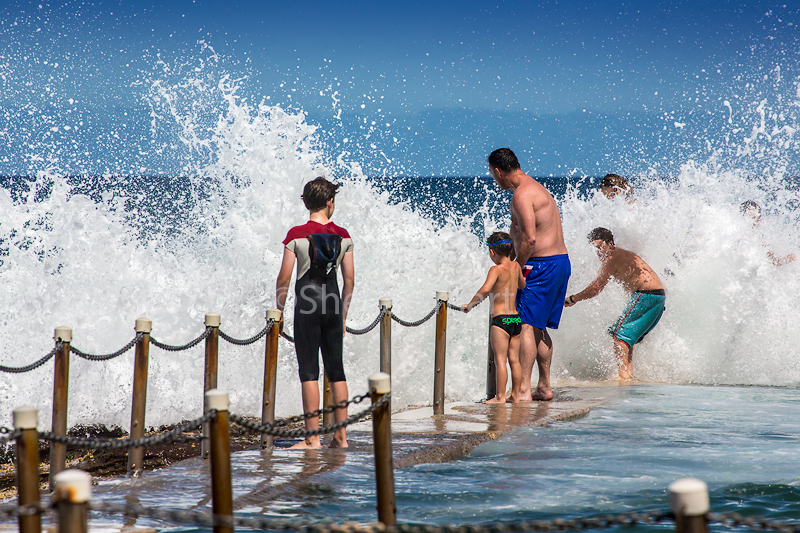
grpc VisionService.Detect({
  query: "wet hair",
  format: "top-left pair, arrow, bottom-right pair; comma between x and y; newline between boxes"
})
599,174 -> 633,196
587,227 -> 614,245
487,231 -> 513,257
740,200 -> 762,218
301,177 -> 339,212
487,148 -> 521,173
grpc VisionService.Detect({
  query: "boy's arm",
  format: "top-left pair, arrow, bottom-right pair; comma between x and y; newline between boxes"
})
564,259 -> 612,307
517,264 -> 526,289
463,266 -> 499,313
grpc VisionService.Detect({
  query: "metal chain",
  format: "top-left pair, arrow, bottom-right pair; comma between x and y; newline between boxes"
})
87,501 -> 385,532
70,333 -> 142,361
0,426 -> 23,446
708,512 -> 800,533
230,393 -> 389,438
391,301 -> 443,328
38,412 -> 215,450
446,301 -> 469,313
281,330 -> 295,343
150,326 -> 212,352
392,511 -> 674,533
0,342 -> 61,374
346,309 -> 387,335
0,502 -> 50,520
4,500 -> 800,533
219,321 -> 273,346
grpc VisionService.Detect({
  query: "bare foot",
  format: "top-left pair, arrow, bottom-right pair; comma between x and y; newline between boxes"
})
329,438 -> 348,448
531,388 -> 553,401
484,396 -> 506,404
290,438 -> 321,449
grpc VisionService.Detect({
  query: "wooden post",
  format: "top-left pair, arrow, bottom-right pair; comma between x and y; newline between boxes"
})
379,298 -> 392,375
433,291 -> 448,415
261,309 -> 281,448
669,478 -> 709,533
127,318 -> 152,477
53,470 -> 91,533
369,372 -> 396,527
207,389 -> 233,533
322,376 -> 334,428
202,313 -> 221,460
14,406 -> 41,533
49,326 -> 71,491
485,308 -> 497,400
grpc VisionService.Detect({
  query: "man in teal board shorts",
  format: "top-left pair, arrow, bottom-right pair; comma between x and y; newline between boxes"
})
564,227 -> 666,380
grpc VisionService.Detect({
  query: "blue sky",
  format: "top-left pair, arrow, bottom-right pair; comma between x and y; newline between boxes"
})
0,1 -> 798,176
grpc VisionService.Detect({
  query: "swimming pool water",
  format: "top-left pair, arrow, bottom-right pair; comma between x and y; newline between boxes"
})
86,384 -> 800,531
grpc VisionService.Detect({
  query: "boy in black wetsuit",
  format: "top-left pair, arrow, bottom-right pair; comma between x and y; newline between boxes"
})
276,177 -> 355,448
463,232 -> 526,403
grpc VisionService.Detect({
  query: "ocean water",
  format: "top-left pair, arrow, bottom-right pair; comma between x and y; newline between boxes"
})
0,10 -> 799,530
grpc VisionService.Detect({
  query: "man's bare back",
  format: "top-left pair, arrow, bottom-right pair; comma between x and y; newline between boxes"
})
602,247 -> 664,294
507,174 -> 569,265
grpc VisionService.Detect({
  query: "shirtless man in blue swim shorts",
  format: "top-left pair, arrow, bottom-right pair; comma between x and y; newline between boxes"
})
564,227 -> 665,380
488,148 -> 571,401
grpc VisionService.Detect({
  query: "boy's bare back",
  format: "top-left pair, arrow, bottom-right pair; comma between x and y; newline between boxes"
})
489,260 -> 525,317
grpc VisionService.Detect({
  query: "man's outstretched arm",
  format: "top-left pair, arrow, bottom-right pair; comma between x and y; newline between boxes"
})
564,261 -> 612,307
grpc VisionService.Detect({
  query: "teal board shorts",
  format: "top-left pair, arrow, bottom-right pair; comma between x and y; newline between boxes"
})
608,290 -> 666,348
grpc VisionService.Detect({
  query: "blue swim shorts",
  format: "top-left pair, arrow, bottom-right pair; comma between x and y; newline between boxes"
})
609,291 -> 666,348
516,254 -> 571,330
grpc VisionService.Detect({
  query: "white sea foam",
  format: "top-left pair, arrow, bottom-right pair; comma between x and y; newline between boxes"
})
1,42 -> 798,430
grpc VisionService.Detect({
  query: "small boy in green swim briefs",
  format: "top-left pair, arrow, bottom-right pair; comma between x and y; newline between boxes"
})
463,232 -> 527,403
563,227 -> 665,380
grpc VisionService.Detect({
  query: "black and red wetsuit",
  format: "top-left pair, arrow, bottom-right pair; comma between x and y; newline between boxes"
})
283,221 -> 354,383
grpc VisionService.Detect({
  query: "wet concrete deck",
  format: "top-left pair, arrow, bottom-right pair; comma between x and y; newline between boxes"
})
345,385 -> 613,468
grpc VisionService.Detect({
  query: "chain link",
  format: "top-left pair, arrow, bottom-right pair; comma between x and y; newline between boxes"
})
0,426 -> 23,446
446,301 -> 469,313
346,309 -> 387,335
282,330 -> 296,343
0,502 -> 50,520
391,301 -> 443,328
71,333 -> 142,361
0,342 -> 61,374
4,499 -> 800,533
230,393 -> 388,438
708,512 -> 800,533
219,321 -> 273,345
38,412 -> 215,450
150,326 -> 212,351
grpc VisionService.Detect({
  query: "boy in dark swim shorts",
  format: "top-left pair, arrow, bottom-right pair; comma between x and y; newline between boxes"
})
463,232 -> 526,403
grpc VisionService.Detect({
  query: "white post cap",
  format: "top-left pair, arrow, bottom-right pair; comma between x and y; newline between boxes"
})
669,478 -> 709,516
53,469 -> 92,503
54,327 -> 72,343
369,372 -> 391,394
13,406 -> 38,430
266,309 -> 282,321
205,313 -> 221,327
436,290 -> 449,302
379,298 -> 393,309
205,389 -> 229,411
135,318 -> 152,333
